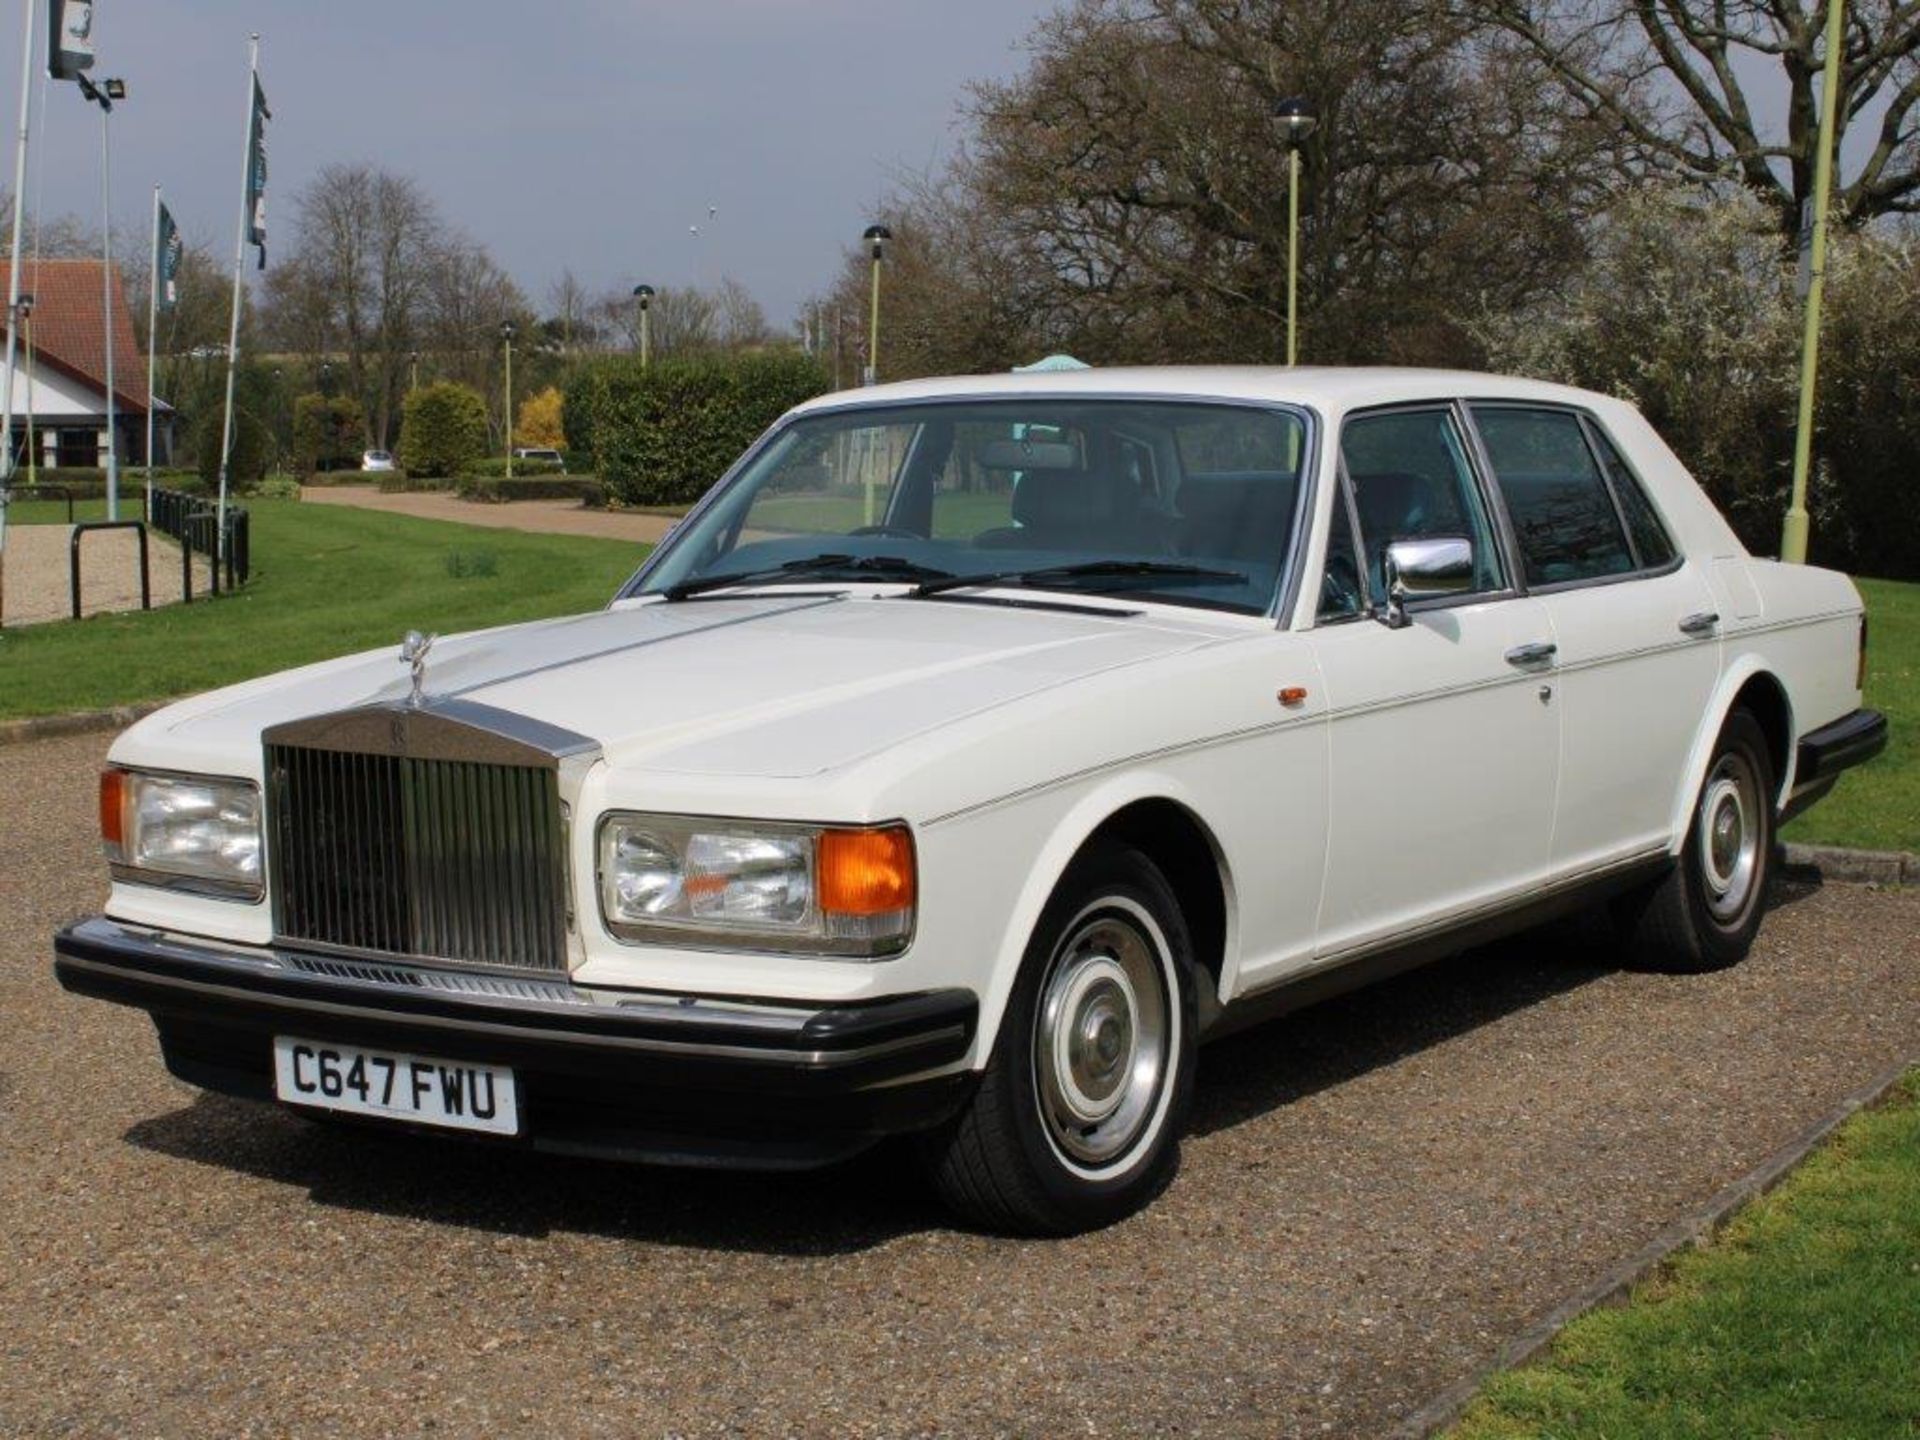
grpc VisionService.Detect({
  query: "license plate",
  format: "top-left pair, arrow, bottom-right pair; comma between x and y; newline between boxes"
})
272,1036 -> 519,1136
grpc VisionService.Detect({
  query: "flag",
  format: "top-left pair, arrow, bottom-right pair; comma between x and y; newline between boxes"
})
246,74 -> 271,269
47,0 -> 95,82
154,202 -> 182,311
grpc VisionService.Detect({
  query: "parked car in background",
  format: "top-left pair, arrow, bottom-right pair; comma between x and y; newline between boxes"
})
360,450 -> 396,473
54,368 -> 1885,1234
512,448 -> 566,471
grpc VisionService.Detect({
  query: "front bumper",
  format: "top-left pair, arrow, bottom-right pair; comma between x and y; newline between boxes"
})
53,916 -> 979,1169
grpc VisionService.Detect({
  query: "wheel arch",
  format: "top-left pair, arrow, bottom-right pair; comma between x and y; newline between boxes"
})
1669,660 -> 1795,850
971,776 -> 1238,1059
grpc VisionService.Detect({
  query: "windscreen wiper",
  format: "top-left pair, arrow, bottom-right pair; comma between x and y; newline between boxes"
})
909,559 -> 1248,599
660,554 -> 954,601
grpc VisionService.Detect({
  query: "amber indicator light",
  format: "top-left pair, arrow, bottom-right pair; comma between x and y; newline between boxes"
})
818,827 -> 916,915
1278,686 -> 1309,707
98,768 -> 128,850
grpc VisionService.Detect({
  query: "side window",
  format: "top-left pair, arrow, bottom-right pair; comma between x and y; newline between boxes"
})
1472,407 -> 1635,587
1317,491 -> 1368,621
1340,408 -> 1505,599
1584,423 -> 1677,568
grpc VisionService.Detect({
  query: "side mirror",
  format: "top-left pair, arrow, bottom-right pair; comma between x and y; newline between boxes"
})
1380,536 -> 1473,629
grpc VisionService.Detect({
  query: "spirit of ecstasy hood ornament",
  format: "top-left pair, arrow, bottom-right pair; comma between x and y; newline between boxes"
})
398,629 -> 436,708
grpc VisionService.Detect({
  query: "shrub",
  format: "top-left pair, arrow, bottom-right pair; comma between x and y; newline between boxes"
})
567,351 -> 828,507
193,404 -> 274,491
456,475 -> 605,506
516,386 -> 566,450
459,456 -> 565,479
377,473 -> 454,494
292,392 -> 366,472
399,382 -> 489,478
254,475 -> 303,501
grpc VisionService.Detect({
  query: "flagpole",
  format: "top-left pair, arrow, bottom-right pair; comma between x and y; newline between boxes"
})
0,0 -> 38,598
145,184 -> 159,518
215,33 -> 259,579
98,90 -> 118,521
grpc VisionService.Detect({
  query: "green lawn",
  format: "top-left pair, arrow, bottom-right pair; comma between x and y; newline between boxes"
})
1784,576 -> 1917,852
1449,1070 -> 1920,1439
0,499 -> 643,720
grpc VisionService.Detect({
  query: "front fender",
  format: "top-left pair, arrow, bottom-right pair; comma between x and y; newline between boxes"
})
932,770 -> 1238,1066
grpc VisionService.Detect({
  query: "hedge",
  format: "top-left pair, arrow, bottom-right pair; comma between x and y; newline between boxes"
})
400,382 -> 489,478
455,475 -> 606,506
565,351 -> 828,507
4,467 -> 201,498
461,457 -> 565,479
376,474 -> 454,494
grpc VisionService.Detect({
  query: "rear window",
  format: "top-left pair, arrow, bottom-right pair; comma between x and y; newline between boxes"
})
1584,424 -> 1677,568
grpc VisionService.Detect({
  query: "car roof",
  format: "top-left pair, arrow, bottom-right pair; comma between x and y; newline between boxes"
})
789,365 -> 1617,417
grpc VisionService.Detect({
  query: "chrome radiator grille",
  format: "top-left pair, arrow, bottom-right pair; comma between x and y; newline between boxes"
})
266,743 -> 568,971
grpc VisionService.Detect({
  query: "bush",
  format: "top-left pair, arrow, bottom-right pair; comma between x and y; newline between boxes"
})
193,404 -> 274,491
399,382 -> 489,478
516,386 -> 566,450
7,467 -> 200,498
292,392 -> 367,472
456,475 -> 606,506
255,476 -> 303,501
459,456 -> 565,479
377,473 -> 453,494
566,351 -> 829,507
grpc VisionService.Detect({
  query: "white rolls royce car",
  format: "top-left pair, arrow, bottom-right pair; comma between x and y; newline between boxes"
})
55,368 -> 1886,1234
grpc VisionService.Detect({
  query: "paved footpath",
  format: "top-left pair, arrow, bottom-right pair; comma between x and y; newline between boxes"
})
303,485 -> 681,546
3,728 -> 1917,1438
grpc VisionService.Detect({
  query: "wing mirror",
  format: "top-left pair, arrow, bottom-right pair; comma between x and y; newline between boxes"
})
1379,537 -> 1473,629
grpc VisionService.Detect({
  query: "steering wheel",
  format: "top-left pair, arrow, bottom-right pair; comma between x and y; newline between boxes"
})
846,524 -> 923,539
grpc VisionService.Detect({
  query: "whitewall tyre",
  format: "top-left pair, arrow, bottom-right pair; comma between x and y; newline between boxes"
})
922,843 -> 1199,1235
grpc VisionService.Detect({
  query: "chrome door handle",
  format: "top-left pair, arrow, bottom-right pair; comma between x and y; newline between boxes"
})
1505,641 -> 1558,667
1679,611 -> 1720,636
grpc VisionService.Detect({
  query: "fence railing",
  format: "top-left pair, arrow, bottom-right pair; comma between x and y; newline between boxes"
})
149,488 -> 250,598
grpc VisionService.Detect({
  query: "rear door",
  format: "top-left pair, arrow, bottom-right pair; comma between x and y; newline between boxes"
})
1466,404 -> 1719,874
1308,404 -> 1560,959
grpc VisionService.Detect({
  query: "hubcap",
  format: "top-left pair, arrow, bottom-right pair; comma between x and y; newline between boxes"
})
1035,910 -> 1171,1169
1697,751 -> 1762,923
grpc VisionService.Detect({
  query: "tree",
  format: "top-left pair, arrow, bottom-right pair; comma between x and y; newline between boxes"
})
516,385 -> 565,449
1462,0 -> 1920,237
291,392 -> 367,472
861,0 -> 1615,370
545,268 -> 598,351
399,381 -> 489,478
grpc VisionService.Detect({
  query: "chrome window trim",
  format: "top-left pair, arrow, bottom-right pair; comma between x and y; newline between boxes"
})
615,393 -> 1322,629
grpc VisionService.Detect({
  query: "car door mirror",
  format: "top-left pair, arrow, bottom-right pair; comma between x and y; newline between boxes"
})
1380,537 -> 1474,629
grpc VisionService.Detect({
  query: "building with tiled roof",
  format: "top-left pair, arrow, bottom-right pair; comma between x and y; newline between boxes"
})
3,257 -> 167,469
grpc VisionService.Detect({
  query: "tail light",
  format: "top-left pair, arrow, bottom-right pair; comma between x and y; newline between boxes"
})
1857,613 -> 1869,693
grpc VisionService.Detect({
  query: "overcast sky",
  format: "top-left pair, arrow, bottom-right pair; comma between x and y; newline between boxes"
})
3,0 -> 1055,326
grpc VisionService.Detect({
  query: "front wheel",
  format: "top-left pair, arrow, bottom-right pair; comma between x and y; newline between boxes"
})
921,844 -> 1198,1235
1614,708 -> 1776,972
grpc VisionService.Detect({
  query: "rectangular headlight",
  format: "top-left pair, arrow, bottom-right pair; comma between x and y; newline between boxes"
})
597,812 -> 914,958
101,767 -> 264,901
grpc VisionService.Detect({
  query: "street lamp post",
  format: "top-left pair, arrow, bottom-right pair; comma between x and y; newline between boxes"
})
78,74 -> 128,518
862,224 -> 890,388
501,320 -> 515,479
17,291 -> 33,485
409,350 -> 420,392
1272,97 -> 1316,367
632,284 -> 654,369
1780,0 -> 1846,565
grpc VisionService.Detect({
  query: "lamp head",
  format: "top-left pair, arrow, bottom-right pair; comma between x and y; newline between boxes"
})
1272,95 -> 1317,147
104,78 -> 127,102
15,292 -> 32,320
500,320 -> 516,342
632,284 -> 654,310
863,223 -> 892,260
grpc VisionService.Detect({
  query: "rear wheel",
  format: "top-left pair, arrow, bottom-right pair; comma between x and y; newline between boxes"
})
1614,709 -> 1775,972
922,843 -> 1198,1235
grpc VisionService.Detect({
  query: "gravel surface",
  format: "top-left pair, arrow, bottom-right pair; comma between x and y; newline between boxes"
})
3,729 -> 1916,1439
303,486 -> 679,545
1,523 -> 205,626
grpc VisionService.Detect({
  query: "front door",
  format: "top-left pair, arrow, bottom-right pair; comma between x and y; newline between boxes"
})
1309,404 -> 1560,959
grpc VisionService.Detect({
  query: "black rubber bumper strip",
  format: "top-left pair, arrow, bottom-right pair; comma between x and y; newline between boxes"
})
1796,707 -> 1888,787
52,916 -> 977,1093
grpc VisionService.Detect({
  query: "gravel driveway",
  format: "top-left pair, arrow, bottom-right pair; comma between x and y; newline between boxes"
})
4,729 -> 1915,1439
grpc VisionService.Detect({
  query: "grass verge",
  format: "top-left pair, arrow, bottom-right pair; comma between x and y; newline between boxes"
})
0,498 -> 642,720
1784,577 -> 1917,853
1448,1069 -> 1920,1440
